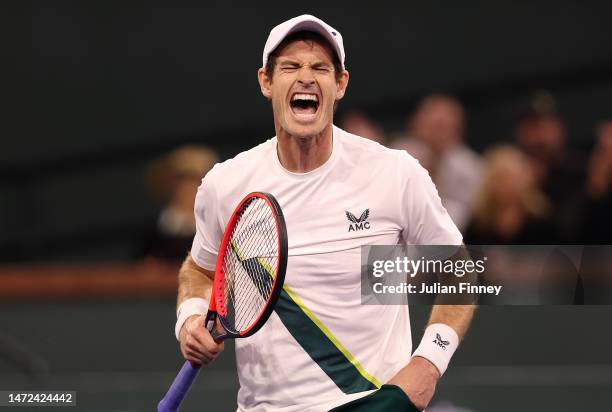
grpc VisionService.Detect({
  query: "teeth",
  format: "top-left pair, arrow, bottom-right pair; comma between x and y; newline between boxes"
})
291,94 -> 318,102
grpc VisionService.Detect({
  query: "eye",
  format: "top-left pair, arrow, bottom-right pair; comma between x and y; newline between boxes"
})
312,65 -> 333,74
280,64 -> 299,72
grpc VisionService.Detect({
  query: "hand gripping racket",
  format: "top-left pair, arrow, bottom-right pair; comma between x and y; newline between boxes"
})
158,192 -> 288,412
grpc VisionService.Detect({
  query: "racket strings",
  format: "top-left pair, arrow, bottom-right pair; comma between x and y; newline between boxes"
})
220,197 -> 280,333
229,200 -> 273,303
231,200 -> 278,327
228,201 -> 277,329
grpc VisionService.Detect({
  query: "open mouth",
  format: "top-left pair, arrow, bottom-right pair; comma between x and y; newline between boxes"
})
290,93 -> 320,118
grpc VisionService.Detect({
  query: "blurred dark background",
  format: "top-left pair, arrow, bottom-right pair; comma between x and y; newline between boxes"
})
2,1 -> 612,411
5,1 -> 612,261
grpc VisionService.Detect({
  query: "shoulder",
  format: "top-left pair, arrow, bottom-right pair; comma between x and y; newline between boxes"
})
335,126 -> 431,187
336,126 -> 420,167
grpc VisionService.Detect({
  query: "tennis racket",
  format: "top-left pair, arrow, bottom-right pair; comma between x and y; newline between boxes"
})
158,191 -> 288,412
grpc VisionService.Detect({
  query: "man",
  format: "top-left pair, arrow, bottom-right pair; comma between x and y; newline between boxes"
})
175,15 -> 475,411
405,94 -> 482,231
514,91 -> 585,242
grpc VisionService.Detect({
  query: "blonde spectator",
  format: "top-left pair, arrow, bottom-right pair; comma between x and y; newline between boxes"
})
465,145 -> 556,244
143,145 -> 219,262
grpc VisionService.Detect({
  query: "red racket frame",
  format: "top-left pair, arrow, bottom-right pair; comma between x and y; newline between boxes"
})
205,191 -> 287,340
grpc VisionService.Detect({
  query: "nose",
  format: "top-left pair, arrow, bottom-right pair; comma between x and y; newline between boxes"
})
297,66 -> 315,87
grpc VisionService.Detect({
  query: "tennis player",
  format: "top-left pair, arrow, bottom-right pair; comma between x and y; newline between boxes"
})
175,14 -> 476,411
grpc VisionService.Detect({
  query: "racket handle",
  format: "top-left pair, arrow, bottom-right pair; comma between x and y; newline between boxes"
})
158,361 -> 201,412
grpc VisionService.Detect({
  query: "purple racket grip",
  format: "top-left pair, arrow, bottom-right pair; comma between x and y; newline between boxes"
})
158,361 -> 201,412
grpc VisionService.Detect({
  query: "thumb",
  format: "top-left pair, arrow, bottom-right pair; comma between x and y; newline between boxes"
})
186,314 -> 204,335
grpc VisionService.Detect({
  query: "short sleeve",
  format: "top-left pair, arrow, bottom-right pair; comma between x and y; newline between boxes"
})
190,171 -> 223,270
398,152 -> 463,246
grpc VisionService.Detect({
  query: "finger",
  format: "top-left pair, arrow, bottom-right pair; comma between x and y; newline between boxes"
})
184,330 -> 223,366
185,340 -> 206,358
192,327 -> 225,353
182,347 -> 206,366
186,353 -> 204,367
185,335 -> 215,359
185,334 -> 215,357
179,315 -> 203,345
185,347 -> 214,363
188,359 -> 203,368
187,348 -> 215,365
202,335 -> 225,354
189,326 -> 210,347
189,315 -> 214,344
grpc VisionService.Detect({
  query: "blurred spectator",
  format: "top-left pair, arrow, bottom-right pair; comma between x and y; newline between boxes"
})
338,110 -> 386,144
582,120 -> 612,243
405,94 -> 482,230
142,145 -> 218,262
514,90 -> 585,241
464,145 -> 557,244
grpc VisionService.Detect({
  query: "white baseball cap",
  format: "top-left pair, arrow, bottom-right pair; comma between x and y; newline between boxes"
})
262,14 -> 345,70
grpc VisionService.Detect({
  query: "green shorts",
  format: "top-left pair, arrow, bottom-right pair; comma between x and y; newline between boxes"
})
329,385 -> 420,412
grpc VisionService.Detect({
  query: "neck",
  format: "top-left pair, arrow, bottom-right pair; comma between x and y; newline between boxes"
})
276,124 -> 334,173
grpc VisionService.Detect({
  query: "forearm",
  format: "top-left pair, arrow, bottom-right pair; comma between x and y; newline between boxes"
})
177,255 -> 214,310
428,304 -> 476,341
174,255 -> 215,340
427,246 -> 478,340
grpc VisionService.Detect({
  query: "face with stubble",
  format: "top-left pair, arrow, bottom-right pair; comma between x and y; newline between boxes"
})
258,38 -> 349,139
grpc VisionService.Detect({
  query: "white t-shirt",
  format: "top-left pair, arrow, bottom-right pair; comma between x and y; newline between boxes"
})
191,125 -> 462,411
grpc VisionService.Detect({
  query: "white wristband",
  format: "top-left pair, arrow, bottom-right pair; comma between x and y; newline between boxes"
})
411,323 -> 459,376
175,297 -> 209,341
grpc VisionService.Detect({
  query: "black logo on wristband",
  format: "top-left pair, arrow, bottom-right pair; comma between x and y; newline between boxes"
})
433,333 -> 450,350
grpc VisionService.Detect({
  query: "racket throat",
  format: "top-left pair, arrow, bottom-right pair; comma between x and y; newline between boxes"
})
204,309 -> 226,342
204,310 -> 217,333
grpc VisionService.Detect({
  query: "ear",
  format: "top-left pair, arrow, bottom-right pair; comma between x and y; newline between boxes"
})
258,68 -> 272,100
335,69 -> 350,101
